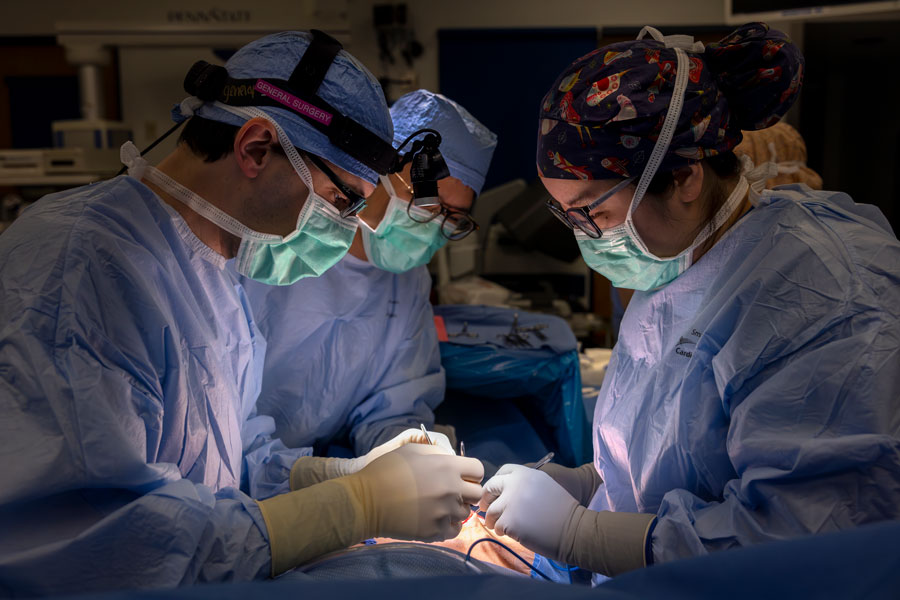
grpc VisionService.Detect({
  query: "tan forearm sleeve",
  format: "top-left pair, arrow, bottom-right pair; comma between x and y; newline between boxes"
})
560,507 -> 656,577
538,462 -> 603,506
289,456 -> 349,491
257,478 -> 367,576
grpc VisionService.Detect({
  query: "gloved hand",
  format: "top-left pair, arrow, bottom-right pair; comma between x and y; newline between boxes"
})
365,427 -> 454,463
478,463 -> 580,560
479,463 -> 656,576
342,443 -> 484,541
290,427 -> 453,490
258,443 -> 483,576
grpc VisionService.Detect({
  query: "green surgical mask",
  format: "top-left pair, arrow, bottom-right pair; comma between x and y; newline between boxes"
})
359,175 -> 447,273
576,176 -> 749,291
572,35 -> 748,292
235,191 -> 358,285
145,102 -> 359,286
576,228 -> 687,291
122,111 -> 357,288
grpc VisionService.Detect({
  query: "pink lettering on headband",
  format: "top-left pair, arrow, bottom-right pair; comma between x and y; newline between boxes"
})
254,80 -> 333,126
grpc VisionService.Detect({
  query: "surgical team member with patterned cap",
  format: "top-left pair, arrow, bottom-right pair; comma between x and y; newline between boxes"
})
239,90 -> 497,491
479,23 -> 900,581
0,33 -> 482,596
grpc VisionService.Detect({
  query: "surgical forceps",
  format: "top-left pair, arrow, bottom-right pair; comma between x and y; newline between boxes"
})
532,452 -> 555,470
420,423 -> 434,445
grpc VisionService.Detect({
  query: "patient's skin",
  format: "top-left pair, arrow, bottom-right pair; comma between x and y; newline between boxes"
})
364,513 -> 535,575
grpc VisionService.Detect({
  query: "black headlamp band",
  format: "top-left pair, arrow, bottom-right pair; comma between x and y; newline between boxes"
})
288,29 -> 340,95
184,29 -> 397,175
216,76 -> 396,174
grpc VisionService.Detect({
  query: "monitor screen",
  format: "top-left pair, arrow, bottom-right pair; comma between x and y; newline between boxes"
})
726,0 -> 900,23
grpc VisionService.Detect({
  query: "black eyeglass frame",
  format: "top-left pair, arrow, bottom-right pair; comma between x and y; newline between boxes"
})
405,198 -> 479,241
305,153 -> 367,218
546,176 -> 637,238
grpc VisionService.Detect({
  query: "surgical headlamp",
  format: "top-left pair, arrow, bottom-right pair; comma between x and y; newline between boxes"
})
390,129 -> 451,207
181,29 -> 450,213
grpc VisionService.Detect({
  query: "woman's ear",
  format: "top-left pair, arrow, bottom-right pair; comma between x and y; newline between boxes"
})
233,118 -> 279,178
671,163 -> 704,206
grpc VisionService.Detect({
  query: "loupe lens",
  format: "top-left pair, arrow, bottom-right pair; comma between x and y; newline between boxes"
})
442,215 -> 474,240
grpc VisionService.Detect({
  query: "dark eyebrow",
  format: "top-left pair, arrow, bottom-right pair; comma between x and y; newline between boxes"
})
569,190 -> 601,209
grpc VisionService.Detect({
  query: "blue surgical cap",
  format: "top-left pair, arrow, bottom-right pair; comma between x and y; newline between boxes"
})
390,90 -> 497,195
177,31 -> 393,185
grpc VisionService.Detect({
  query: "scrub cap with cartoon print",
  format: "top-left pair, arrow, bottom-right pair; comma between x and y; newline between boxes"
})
537,22 -> 804,180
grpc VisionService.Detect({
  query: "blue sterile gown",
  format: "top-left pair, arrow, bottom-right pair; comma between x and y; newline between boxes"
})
587,185 -> 900,580
236,252 -> 444,461
0,176 -> 308,596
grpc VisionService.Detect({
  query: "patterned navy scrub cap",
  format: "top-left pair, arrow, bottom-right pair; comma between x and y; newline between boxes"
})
537,22 -> 804,180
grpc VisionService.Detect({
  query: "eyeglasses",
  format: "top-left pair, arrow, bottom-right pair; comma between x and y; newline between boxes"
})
395,173 -> 478,241
545,176 -> 636,238
305,154 -> 367,218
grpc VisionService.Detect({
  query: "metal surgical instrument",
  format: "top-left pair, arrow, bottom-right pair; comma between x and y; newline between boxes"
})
532,452 -> 555,470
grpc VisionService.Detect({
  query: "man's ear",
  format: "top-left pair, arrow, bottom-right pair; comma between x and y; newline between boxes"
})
233,117 -> 279,178
671,163 -> 704,205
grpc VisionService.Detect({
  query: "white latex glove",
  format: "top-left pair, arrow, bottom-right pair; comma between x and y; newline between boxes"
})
260,443 -> 481,576
290,427 -> 453,490
345,443 -> 484,541
364,428 -> 454,464
260,454 -> 647,577
478,463 -> 580,560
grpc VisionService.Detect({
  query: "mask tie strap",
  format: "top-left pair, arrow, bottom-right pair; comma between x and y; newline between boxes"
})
765,141 -> 803,175
120,139 -> 281,243
624,45 -> 691,239
740,154 -> 778,205
380,174 -> 397,198
212,102 -> 356,229
180,96 -> 204,119
637,26 -> 706,52
213,102 -> 317,193
119,141 -> 148,180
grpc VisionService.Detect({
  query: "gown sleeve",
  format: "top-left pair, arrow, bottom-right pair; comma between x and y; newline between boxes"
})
0,206 -> 276,594
241,409 -> 313,500
0,313 -> 275,594
651,200 -> 900,562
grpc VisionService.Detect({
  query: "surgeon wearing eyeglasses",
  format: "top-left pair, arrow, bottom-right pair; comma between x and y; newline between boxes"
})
354,95 -> 484,274
239,90 -> 497,495
0,32 -> 485,596
478,23 -> 900,584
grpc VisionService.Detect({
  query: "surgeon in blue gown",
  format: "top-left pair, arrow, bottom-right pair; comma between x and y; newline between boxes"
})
0,33 -> 484,596
478,23 -> 900,582
239,90 -> 497,489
